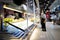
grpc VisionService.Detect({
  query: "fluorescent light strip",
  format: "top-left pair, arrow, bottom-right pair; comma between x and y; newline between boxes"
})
3,5 -> 22,13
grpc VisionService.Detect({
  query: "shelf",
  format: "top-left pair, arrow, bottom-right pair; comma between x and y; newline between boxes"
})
3,5 -> 23,13
10,20 -> 33,30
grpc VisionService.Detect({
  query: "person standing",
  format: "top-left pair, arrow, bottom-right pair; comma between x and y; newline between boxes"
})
41,11 -> 46,31
46,10 -> 50,21
53,14 -> 57,25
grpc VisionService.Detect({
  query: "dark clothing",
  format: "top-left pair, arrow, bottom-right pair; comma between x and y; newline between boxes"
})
41,23 -> 46,29
41,18 -> 46,31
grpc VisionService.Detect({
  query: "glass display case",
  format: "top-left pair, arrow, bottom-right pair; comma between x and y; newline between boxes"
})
2,0 -> 40,39
3,2 -> 35,39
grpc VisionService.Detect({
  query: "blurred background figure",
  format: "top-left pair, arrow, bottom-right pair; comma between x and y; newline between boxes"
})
46,10 -> 50,21
41,11 -> 46,31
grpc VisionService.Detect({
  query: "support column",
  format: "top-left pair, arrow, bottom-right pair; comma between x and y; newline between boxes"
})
0,2 -> 4,31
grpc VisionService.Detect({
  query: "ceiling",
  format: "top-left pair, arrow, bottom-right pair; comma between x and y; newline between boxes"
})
39,0 -> 55,10
49,0 -> 60,11
0,0 -> 55,12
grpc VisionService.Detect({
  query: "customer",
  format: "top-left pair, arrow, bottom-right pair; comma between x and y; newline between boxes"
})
53,14 -> 57,25
46,10 -> 50,21
41,12 -> 46,31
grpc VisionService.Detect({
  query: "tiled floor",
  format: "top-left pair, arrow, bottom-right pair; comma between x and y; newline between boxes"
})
46,22 -> 60,40
29,28 -> 49,40
29,22 -> 60,40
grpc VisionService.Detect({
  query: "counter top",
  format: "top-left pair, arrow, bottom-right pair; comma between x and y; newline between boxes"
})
7,20 -> 34,30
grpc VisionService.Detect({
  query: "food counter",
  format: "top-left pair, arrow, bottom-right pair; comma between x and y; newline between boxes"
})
2,2 -> 38,39
10,20 -> 34,30
3,19 -> 35,39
